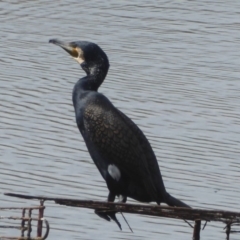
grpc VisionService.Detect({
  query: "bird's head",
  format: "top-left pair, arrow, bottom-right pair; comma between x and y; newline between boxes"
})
49,39 -> 109,76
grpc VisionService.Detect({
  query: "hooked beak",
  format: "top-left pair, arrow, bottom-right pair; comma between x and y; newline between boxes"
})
49,39 -> 78,58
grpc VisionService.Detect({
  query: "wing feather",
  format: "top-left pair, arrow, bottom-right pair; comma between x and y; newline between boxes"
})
80,93 -> 166,203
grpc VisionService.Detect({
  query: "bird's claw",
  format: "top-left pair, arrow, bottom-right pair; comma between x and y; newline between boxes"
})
95,209 -> 122,230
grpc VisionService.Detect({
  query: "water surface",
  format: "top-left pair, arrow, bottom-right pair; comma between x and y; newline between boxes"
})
0,1 -> 240,239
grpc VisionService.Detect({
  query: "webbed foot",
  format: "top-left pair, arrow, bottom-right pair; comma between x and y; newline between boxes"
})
95,209 -> 122,230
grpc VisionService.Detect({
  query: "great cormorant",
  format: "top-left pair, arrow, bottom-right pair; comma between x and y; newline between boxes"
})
49,39 -> 190,228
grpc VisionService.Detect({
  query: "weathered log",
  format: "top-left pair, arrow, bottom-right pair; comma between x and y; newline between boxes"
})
4,193 -> 240,223
4,192 -> 240,239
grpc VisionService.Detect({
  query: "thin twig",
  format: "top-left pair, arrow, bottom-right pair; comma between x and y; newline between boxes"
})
202,221 -> 208,230
120,212 -> 133,233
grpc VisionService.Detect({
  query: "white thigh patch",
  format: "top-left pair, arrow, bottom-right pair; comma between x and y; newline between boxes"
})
108,164 -> 121,181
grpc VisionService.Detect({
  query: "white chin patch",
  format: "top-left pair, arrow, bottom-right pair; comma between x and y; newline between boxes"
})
108,164 -> 121,181
74,57 -> 84,64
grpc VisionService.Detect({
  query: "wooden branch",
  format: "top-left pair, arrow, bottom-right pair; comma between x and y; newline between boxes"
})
4,192 -> 240,240
55,200 -> 240,224
4,193 -> 240,224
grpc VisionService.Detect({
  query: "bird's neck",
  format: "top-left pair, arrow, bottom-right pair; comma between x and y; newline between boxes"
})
76,74 -> 104,93
78,63 -> 109,92
72,65 -> 108,107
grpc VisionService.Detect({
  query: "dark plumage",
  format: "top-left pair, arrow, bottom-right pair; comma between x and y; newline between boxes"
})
49,39 -> 190,228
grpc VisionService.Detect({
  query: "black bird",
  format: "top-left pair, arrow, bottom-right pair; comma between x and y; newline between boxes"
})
49,39 -> 190,228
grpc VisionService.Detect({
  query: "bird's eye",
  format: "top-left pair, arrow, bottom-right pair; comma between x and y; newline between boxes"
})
71,48 -> 79,58
72,48 -> 85,64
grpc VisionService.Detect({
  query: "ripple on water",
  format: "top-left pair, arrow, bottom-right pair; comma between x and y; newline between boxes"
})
0,1 -> 240,240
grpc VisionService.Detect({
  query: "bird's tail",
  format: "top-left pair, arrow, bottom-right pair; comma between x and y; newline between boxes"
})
165,192 -> 191,208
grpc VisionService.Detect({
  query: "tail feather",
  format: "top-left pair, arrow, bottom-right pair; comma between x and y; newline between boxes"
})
165,192 -> 191,208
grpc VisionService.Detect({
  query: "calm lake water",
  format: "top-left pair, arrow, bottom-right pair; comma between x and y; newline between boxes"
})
1,1 -> 240,239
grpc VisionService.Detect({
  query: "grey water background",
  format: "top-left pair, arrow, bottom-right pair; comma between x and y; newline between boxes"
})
0,1 -> 240,239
